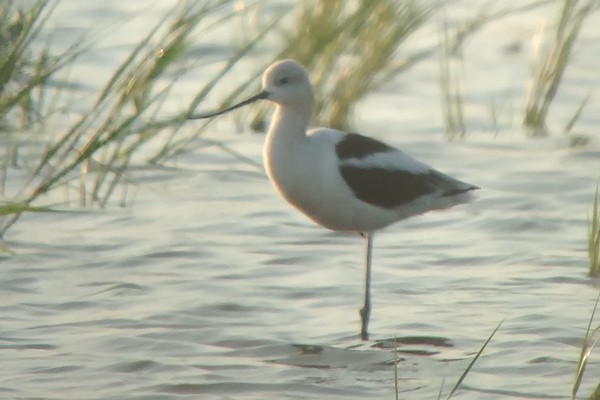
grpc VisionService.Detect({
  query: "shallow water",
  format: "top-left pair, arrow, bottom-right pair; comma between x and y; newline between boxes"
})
2,1 -> 600,399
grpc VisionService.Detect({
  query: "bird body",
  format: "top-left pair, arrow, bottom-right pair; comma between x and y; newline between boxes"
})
191,59 -> 479,339
265,125 -> 475,232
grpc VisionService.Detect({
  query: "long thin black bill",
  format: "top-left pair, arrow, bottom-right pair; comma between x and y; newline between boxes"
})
188,91 -> 269,120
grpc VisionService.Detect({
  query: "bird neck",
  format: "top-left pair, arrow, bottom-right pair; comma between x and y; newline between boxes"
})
263,102 -> 312,180
269,102 -> 312,139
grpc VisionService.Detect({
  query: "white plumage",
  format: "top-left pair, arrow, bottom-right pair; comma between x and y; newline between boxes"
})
191,59 -> 479,340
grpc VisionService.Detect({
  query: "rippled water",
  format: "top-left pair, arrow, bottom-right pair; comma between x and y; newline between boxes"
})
2,1 -> 600,399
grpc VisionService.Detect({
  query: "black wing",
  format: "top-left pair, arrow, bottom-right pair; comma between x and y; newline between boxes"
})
339,166 -> 443,208
335,133 -> 395,160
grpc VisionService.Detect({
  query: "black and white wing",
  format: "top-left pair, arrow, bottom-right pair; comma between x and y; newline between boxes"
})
335,133 -> 478,209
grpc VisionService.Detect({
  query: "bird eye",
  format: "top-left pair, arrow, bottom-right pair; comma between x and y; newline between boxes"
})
278,76 -> 289,86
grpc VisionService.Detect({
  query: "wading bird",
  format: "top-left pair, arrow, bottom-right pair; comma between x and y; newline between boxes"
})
190,60 -> 478,340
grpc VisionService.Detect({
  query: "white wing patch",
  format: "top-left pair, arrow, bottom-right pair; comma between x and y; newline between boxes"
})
340,150 -> 431,174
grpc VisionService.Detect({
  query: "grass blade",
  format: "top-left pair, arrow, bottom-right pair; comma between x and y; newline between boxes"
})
589,184 -> 600,277
564,91 -> 591,136
523,0 -> 595,135
573,291 -> 600,399
0,202 -> 56,216
393,336 -> 399,400
446,320 -> 503,399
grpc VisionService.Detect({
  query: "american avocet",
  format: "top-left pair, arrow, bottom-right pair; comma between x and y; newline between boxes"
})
191,59 -> 479,340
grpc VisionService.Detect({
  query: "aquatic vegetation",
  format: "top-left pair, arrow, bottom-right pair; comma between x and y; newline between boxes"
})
393,337 -> 399,400
148,9 -> 282,163
269,0 -> 434,130
0,0 -> 82,171
438,13 -> 466,140
390,322 -> 502,399
0,0 -> 78,132
589,185 -> 600,278
0,0 -> 271,236
428,1 -> 552,139
442,321 -> 502,399
523,0 -> 596,136
0,0 -> 83,225
572,293 -> 600,399
434,0 -> 592,139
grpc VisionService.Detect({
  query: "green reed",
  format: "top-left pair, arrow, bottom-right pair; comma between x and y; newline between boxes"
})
0,0 -> 83,223
390,322 -> 502,399
270,0 -> 433,131
589,185 -> 600,278
148,7 -> 283,163
393,337 -> 399,400
435,1 -> 571,139
572,292 -> 600,399
0,0 -> 81,155
438,12 -> 466,140
164,0 -> 434,154
0,0 -> 270,236
442,321 -> 502,399
0,0 -> 79,132
523,0 -> 596,137
390,311 -> 597,398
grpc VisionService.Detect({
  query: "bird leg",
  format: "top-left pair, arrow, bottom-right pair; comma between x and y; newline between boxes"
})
360,231 -> 374,340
